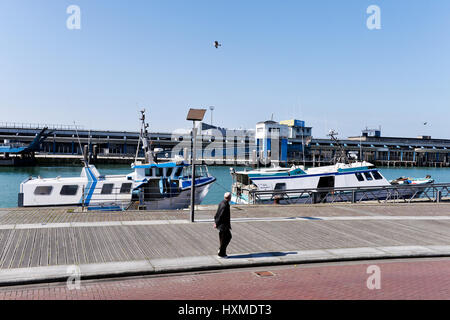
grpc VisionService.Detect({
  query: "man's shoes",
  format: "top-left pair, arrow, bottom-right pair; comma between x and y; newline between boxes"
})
218,254 -> 228,258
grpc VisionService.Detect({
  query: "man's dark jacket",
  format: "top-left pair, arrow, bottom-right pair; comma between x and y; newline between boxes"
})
214,200 -> 231,231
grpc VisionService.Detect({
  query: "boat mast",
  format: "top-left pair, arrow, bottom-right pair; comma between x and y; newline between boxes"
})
138,109 -> 155,164
73,121 -> 88,167
327,130 -> 349,164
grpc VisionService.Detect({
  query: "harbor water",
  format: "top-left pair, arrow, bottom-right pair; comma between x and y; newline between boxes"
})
1,165 -> 450,208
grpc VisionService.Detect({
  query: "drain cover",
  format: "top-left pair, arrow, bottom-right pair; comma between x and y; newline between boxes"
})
254,271 -> 274,277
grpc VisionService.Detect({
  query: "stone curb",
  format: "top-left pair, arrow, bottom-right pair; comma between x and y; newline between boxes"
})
1,245 -> 450,287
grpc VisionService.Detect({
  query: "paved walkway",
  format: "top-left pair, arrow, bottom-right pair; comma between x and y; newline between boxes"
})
2,258 -> 449,300
0,203 -> 449,286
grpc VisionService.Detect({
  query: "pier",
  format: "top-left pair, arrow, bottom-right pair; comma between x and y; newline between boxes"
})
0,202 -> 450,286
1,122 -> 450,167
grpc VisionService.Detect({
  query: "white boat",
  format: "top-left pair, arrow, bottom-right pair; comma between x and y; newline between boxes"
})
390,175 -> 434,185
230,161 -> 433,205
18,111 -> 216,210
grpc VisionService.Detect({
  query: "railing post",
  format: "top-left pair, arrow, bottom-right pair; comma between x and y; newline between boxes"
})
81,185 -> 85,211
351,190 -> 356,203
436,190 -> 442,203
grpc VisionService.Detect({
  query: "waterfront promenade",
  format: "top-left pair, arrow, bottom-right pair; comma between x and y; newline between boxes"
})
0,202 -> 449,286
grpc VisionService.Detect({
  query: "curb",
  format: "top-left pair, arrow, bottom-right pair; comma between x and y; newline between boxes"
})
1,245 -> 450,287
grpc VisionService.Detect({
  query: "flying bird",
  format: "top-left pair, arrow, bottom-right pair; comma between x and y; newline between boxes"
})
423,122 -> 428,125
214,41 -> 221,49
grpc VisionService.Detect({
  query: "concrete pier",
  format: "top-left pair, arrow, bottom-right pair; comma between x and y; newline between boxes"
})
0,203 -> 449,285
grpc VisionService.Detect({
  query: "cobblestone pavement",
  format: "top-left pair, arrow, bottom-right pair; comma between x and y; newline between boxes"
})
1,258 -> 449,300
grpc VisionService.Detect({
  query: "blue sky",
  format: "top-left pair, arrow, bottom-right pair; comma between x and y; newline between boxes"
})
0,0 -> 449,138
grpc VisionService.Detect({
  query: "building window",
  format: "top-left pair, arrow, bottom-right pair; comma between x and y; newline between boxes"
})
34,186 -> 53,195
120,183 -> 132,194
60,185 -> 79,196
101,184 -> 114,195
355,172 -> 365,182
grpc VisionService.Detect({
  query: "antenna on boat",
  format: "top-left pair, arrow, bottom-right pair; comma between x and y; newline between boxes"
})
301,128 -> 306,167
327,129 -> 349,164
134,113 -> 142,164
74,121 -> 88,167
360,130 -> 363,165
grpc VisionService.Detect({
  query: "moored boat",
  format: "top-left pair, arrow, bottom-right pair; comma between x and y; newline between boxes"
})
230,161 -> 433,205
390,175 -> 434,185
18,111 -> 216,210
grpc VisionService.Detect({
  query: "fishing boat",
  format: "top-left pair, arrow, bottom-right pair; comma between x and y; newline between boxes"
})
18,111 -> 216,210
230,132 -> 433,205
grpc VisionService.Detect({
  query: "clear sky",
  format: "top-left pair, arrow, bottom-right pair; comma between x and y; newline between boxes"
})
0,0 -> 449,138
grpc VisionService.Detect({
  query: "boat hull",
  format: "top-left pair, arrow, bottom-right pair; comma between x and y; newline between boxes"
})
139,180 -> 214,210
232,186 -> 429,205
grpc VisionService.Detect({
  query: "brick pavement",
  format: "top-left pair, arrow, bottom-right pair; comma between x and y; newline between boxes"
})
0,258 -> 449,300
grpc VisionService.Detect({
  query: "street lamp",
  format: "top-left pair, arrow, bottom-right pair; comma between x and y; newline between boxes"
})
186,108 -> 206,222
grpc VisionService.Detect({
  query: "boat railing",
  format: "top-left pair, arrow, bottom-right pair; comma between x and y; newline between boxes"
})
246,182 -> 450,205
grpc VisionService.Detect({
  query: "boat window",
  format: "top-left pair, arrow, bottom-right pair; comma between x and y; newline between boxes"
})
166,168 -> 173,177
174,167 -> 183,177
120,183 -> 132,194
145,168 -> 153,177
372,171 -> 383,180
155,168 -> 163,177
274,183 -> 286,190
34,186 -> 53,195
195,166 -> 204,177
364,172 -> 373,181
60,185 -> 79,196
355,172 -> 365,182
317,176 -> 335,188
101,183 -> 114,195
182,166 -> 192,178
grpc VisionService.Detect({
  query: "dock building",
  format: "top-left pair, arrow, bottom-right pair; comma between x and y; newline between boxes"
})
0,121 -> 449,167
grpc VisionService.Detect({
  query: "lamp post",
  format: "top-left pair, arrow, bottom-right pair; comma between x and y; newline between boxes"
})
209,106 -> 215,126
186,108 -> 206,222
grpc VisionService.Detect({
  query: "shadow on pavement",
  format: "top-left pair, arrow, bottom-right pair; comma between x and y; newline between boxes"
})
227,251 -> 297,259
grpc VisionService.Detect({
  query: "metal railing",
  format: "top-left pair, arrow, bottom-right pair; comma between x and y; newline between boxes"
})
79,183 -> 195,211
245,183 -> 450,205
0,122 -> 84,131
80,185 -> 133,211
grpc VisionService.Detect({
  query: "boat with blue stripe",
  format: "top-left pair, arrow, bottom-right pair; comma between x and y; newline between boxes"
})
18,110 -> 216,210
230,161 -> 433,205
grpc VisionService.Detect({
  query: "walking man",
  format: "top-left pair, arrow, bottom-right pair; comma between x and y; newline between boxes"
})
214,192 -> 232,258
